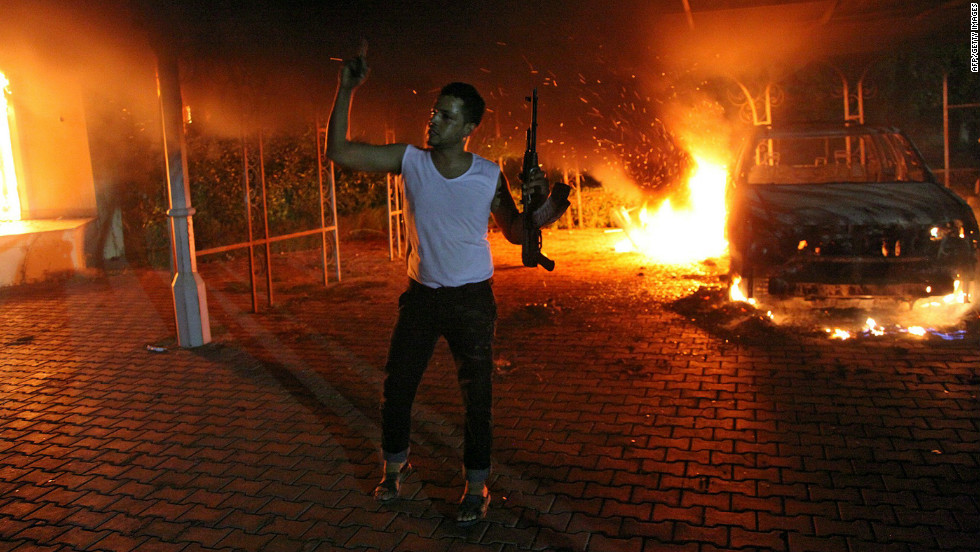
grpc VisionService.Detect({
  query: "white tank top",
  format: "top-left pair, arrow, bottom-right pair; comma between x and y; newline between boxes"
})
400,145 -> 500,288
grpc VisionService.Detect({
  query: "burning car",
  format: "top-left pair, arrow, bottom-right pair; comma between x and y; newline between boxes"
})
726,123 -> 980,306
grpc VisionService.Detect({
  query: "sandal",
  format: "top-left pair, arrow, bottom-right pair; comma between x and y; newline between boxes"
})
373,462 -> 413,502
456,488 -> 490,527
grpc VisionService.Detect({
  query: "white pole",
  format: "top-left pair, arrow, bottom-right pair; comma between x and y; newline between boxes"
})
156,51 -> 211,347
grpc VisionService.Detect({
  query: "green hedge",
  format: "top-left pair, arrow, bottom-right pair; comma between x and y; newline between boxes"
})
116,129 -> 624,267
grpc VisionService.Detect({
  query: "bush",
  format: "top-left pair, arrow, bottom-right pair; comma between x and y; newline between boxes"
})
556,185 -> 624,229
186,126 -> 393,253
86,96 -> 171,268
107,125 -> 629,267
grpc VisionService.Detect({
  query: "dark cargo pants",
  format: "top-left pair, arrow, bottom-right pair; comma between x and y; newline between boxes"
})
380,278 -> 496,482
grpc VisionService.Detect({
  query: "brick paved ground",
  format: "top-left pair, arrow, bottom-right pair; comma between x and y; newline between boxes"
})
1,229 -> 978,552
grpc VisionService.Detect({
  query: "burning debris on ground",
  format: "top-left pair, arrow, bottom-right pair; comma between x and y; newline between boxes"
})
671,281 -> 980,345
809,306 -> 980,342
669,285 -> 793,345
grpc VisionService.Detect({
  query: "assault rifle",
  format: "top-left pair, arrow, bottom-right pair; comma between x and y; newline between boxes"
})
520,88 -> 570,270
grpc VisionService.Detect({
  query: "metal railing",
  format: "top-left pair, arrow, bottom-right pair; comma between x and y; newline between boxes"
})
195,124 -> 341,312
385,129 -> 406,260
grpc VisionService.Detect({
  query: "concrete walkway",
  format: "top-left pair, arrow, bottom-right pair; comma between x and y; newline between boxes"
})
1,230 -> 977,551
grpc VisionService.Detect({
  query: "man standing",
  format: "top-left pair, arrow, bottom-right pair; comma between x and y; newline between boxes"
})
327,50 -> 564,526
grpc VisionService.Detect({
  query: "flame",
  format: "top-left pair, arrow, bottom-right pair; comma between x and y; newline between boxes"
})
822,306 -> 969,340
865,318 -> 885,337
931,279 -> 965,306
728,276 -> 756,305
614,156 -> 728,263
0,70 -> 20,221
905,279 -> 974,330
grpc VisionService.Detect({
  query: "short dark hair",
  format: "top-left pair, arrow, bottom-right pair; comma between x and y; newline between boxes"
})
440,82 -> 485,126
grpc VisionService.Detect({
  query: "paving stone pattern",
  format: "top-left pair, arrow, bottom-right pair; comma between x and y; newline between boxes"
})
1,230 -> 978,551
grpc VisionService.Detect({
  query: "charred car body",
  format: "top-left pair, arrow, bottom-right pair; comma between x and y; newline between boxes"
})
726,124 -> 980,305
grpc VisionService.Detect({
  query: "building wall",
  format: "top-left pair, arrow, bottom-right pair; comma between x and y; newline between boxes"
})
6,68 -> 97,220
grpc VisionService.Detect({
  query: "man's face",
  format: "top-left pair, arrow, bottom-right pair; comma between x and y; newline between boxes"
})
426,95 -> 475,148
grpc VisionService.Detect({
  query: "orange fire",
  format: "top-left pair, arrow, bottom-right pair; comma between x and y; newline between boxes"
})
1,70 -> 20,221
613,155 -> 729,263
728,276 -> 756,305
827,318 -> 929,341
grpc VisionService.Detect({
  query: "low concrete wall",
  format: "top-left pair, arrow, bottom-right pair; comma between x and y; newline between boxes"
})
0,218 -> 93,287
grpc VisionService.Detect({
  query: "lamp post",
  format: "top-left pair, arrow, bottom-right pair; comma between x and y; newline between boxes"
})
155,48 -> 210,347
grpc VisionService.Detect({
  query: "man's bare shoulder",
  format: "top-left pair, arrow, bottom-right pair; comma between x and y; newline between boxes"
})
333,142 -> 408,174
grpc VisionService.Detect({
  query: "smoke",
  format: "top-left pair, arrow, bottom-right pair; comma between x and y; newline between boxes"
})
649,3 -> 827,82
561,4 -> 824,203
1,2 -> 962,169
583,1 -> 912,205
0,1 -> 160,126
0,0 -> 165,220
588,163 -> 647,206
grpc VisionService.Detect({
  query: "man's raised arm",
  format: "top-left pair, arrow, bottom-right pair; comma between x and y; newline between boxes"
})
326,50 -> 406,173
